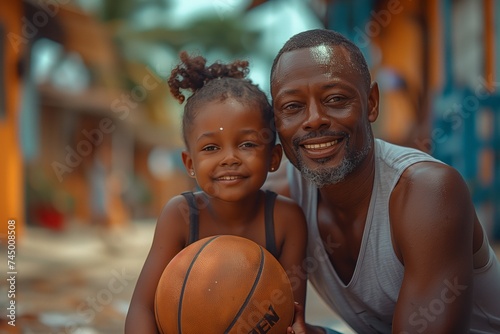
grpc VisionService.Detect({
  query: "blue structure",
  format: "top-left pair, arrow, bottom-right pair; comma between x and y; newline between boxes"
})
326,0 -> 500,239
432,0 -> 500,239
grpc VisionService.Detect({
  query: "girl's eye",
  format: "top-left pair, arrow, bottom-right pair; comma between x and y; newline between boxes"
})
202,145 -> 218,151
240,142 -> 257,148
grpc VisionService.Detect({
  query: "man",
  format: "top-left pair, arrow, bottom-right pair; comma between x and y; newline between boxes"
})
270,29 -> 500,333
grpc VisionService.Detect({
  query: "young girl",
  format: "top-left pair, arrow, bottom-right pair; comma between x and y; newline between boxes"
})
125,52 -> 308,333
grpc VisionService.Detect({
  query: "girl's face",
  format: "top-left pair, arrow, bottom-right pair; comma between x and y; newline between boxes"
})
182,98 -> 282,201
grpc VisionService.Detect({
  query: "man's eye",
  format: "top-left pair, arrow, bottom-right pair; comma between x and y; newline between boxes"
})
279,102 -> 304,114
283,103 -> 302,110
326,96 -> 343,103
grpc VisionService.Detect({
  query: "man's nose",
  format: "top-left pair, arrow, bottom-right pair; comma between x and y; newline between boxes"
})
302,100 -> 331,131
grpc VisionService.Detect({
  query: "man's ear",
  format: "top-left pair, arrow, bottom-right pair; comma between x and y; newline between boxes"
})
368,82 -> 380,123
181,150 -> 195,178
269,143 -> 283,172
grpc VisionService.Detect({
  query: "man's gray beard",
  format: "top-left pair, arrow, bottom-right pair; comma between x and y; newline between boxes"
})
296,135 -> 372,188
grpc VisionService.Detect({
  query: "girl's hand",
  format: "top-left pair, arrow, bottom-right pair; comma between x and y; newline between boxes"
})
286,302 -> 307,334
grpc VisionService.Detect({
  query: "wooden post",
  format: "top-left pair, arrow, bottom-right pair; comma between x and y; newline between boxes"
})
483,0 -> 495,91
0,1 -> 25,243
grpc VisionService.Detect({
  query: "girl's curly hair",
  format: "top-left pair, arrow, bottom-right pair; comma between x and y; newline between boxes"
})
168,51 -> 275,147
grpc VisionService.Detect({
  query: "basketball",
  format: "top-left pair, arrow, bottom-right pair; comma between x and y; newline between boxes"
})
154,235 -> 295,334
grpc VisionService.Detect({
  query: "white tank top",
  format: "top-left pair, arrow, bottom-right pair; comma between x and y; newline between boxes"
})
288,139 -> 500,333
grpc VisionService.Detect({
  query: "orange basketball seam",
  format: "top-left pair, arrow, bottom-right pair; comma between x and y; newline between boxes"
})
177,235 -> 220,334
224,245 -> 265,333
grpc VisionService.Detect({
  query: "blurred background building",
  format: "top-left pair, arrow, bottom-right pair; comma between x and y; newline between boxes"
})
2,0 -> 499,243
0,0 -> 499,332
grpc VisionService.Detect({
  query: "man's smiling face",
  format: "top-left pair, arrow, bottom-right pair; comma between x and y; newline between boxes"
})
271,45 -> 378,187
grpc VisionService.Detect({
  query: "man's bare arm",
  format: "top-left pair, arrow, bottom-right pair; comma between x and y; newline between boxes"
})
391,162 -> 474,333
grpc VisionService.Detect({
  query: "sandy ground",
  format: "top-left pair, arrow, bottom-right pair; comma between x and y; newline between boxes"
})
1,220 -> 498,333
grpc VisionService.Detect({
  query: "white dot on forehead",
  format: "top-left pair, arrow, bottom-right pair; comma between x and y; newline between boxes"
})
219,127 -> 223,131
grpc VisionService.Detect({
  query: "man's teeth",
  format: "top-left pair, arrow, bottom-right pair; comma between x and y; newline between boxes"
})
303,140 -> 338,150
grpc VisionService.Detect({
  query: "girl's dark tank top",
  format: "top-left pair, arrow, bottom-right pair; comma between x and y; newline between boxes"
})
180,190 -> 279,259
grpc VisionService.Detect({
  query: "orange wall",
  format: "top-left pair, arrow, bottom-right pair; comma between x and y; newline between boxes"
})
370,0 -> 424,147
0,1 -> 24,242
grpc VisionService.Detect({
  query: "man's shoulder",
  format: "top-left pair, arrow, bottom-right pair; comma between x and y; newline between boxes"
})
374,139 -> 443,176
398,158 -> 463,188
375,139 -> 436,160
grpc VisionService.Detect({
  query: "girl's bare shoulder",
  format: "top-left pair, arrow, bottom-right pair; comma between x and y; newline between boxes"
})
272,193 -> 307,230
